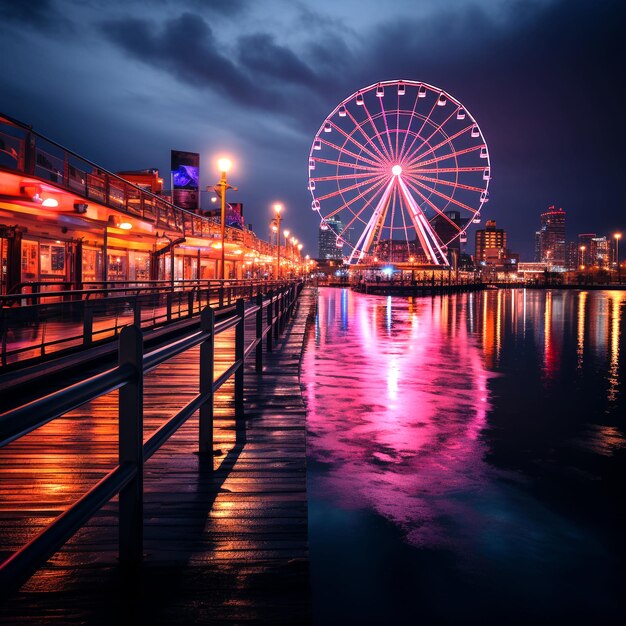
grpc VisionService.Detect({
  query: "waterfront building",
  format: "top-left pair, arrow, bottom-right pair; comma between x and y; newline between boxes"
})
591,236 -> 610,267
475,220 -> 507,265
534,230 -> 542,262
578,233 -> 595,267
0,115 -> 283,293
318,217 -> 344,260
577,233 -> 611,268
431,210 -> 469,264
537,206 -> 566,268
566,241 -> 580,270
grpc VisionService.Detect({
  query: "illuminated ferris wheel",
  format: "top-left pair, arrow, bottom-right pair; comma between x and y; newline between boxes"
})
308,80 -> 490,265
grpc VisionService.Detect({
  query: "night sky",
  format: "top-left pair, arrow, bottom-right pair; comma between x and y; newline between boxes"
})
1,0 -> 624,259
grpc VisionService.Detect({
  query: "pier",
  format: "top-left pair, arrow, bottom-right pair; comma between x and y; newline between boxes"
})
0,285 -> 314,624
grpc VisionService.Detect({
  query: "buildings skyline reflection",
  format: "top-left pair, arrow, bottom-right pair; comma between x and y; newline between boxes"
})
305,288 -> 493,550
305,286 -> 624,553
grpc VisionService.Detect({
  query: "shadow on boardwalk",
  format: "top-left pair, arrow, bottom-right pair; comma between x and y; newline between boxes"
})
0,290 -> 316,625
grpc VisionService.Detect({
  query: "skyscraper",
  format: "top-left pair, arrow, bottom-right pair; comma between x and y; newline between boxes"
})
537,206 -> 566,268
432,210 -> 469,264
475,220 -> 507,265
318,217 -> 344,260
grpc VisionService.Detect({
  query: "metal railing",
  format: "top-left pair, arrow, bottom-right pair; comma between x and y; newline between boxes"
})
0,279 -> 292,367
0,281 -> 302,592
0,114 -> 275,258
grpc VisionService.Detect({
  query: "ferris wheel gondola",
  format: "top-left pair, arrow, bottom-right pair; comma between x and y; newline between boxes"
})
308,80 -> 491,266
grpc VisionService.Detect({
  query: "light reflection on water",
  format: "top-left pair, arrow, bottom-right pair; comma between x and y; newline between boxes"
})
304,287 -> 626,624
307,289 -> 492,550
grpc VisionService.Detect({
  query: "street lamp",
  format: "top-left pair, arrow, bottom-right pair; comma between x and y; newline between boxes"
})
274,204 -> 283,279
215,158 -> 236,280
579,245 -> 586,270
615,233 -> 622,281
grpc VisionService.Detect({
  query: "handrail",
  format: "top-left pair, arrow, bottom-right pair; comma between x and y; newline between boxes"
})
0,281 -> 303,593
1,280 -> 296,368
0,114 -> 277,257
1,278 -> 291,302
0,364 -> 132,447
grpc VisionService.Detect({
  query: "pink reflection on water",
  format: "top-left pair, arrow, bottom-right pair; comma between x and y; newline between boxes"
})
304,288 -> 493,548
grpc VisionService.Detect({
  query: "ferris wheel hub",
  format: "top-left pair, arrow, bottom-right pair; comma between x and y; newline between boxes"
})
309,80 -> 490,267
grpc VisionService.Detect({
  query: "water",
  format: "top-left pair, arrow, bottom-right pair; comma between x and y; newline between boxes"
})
302,288 -> 626,625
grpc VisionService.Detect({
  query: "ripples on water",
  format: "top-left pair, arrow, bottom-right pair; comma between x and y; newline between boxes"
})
303,288 -> 626,625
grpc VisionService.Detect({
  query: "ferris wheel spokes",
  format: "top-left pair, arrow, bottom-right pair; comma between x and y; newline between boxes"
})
344,108 -> 391,165
410,173 -> 484,194
396,176 -> 449,265
359,98 -> 394,163
309,80 -> 490,266
377,93 -> 396,158
405,174 -> 479,215
312,156 -> 381,174
398,95 -> 440,163
327,119 -> 387,165
404,122 -> 475,169
318,136 -> 381,169
348,177 -> 396,264
409,144 -> 483,170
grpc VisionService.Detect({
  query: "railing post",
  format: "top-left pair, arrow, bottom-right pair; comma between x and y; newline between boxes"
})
273,291 -> 280,343
118,325 -> 144,567
255,292 -> 263,373
199,307 -> 215,461
188,290 -> 194,318
235,298 -> 245,417
83,304 -> 93,348
166,292 -> 172,322
279,289 -> 286,335
266,290 -> 273,353
134,296 -> 142,328
219,285 -> 224,309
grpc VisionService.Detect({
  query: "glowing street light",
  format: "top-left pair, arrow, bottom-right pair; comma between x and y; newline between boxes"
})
274,204 -> 283,279
615,233 -> 622,280
215,158 -> 236,280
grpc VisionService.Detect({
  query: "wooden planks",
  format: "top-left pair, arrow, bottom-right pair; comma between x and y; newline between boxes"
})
0,289 -> 316,624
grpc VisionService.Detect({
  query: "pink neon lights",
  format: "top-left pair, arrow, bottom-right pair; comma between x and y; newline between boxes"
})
303,289 -> 493,549
308,80 -> 490,264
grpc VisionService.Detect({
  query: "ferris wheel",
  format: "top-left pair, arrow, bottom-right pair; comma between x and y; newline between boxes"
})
308,80 -> 490,265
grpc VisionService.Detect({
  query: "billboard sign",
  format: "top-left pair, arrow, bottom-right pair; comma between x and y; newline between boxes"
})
171,150 -> 199,211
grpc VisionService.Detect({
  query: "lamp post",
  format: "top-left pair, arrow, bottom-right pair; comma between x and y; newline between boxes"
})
615,233 -> 622,282
579,245 -> 586,270
274,204 -> 283,280
216,158 -> 234,280
282,229 -> 289,279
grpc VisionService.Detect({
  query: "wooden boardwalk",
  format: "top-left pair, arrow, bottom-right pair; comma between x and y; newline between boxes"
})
0,289 -> 316,624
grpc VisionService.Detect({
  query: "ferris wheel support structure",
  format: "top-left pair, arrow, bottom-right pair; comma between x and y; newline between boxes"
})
308,80 -> 490,266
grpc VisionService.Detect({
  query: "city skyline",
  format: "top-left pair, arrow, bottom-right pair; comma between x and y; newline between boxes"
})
1,0 -> 624,259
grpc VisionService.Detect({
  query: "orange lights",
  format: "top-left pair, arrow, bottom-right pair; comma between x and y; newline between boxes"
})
217,158 -> 232,174
19,183 -> 58,208
118,221 -> 132,230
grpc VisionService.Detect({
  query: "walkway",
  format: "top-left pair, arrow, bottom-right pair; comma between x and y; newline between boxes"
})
0,289 -> 316,624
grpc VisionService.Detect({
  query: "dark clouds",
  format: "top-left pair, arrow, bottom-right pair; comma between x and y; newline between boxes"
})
1,0 -> 624,257
329,0 -> 626,251
237,33 -> 319,86
100,14 -> 260,105
0,0 -> 72,32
